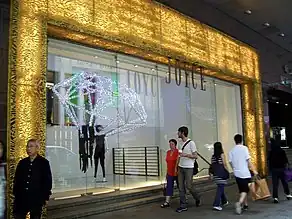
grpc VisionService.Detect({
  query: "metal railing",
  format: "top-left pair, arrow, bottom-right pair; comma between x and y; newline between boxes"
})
113,146 -> 160,177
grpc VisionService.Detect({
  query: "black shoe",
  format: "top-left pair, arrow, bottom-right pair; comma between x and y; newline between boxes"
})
242,205 -> 248,210
176,207 -> 188,213
161,202 -> 170,208
196,199 -> 201,207
273,198 -> 279,203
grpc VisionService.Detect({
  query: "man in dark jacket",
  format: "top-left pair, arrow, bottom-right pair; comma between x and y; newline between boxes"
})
13,139 -> 52,219
268,137 -> 292,203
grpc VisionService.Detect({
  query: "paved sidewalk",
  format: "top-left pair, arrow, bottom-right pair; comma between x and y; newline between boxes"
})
88,181 -> 292,219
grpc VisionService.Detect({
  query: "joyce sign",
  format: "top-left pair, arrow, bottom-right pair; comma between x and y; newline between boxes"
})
165,59 -> 206,91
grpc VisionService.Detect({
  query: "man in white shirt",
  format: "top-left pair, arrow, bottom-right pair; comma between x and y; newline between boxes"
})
229,134 -> 258,215
176,126 -> 200,213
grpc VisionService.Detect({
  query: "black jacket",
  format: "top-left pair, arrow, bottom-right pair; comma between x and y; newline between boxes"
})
268,148 -> 288,169
13,155 -> 52,206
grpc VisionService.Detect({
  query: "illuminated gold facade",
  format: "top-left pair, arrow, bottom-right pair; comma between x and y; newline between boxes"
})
8,0 -> 265,217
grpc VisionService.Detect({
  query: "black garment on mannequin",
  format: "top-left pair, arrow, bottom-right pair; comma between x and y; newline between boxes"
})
94,134 -> 106,178
79,125 -> 89,173
89,126 -> 95,167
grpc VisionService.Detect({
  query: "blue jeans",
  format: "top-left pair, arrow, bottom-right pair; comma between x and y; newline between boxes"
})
213,184 -> 227,207
166,175 -> 178,196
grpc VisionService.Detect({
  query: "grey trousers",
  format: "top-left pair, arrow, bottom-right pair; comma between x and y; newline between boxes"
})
178,167 -> 200,208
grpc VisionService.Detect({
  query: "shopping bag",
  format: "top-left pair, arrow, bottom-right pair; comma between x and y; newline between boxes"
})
251,177 -> 271,201
284,168 -> 292,182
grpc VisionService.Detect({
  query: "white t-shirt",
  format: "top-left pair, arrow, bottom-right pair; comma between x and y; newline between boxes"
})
228,144 -> 251,179
178,139 -> 197,168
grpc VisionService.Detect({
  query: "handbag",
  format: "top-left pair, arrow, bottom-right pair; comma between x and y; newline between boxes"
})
284,168 -> 292,182
251,176 -> 271,201
211,157 -> 229,180
162,183 -> 167,196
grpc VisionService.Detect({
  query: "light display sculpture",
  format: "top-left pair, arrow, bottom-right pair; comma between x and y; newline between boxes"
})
52,71 -> 147,135
52,71 -> 148,173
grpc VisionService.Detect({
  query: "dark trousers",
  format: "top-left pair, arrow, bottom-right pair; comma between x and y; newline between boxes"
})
166,175 -> 178,196
213,184 -> 227,207
178,167 -> 200,208
272,168 -> 290,198
94,152 -> 105,178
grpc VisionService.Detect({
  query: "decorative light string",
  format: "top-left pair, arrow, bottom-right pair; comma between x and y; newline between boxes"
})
52,71 -> 147,135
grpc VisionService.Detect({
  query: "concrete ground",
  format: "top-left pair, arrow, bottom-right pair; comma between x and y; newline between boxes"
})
89,180 -> 292,219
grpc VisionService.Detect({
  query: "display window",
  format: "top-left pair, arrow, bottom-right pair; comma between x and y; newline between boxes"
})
46,39 -> 243,199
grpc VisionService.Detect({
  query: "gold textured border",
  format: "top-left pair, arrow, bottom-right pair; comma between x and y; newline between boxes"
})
8,0 -> 266,218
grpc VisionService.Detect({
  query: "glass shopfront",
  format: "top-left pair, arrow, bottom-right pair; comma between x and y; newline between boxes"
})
46,39 -> 243,199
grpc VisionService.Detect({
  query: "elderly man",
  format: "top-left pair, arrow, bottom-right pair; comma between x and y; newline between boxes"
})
13,139 -> 52,219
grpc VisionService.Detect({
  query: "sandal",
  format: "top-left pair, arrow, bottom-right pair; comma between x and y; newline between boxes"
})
161,202 -> 170,208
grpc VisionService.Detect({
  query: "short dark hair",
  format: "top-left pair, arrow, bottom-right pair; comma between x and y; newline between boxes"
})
169,139 -> 177,146
178,126 -> 189,137
234,134 -> 243,144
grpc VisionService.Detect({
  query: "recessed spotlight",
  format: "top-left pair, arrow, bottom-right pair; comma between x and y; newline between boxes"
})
94,56 -> 98,58
151,68 -> 155,71
214,83 -> 217,86
244,10 -> 252,15
276,101 -> 279,104
279,33 -> 285,37
134,65 -> 138,67
116,60 -> 120,64
285,103 -> 288,106
263,22 -> 270,27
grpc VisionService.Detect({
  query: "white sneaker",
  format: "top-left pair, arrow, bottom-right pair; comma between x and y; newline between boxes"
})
286,194 -> 292,200
222,201 -> 229,207
213,206 -> 222,211
235,202 -> 242,215
102,177 -> 107,182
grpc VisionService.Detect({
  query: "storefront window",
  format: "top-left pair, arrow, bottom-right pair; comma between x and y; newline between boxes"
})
46,39 -> 243,199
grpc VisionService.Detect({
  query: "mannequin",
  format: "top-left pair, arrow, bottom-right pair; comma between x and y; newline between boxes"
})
93,125 -> 108,182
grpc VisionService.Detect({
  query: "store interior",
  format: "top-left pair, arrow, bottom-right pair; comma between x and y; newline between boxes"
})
46,39 -> 243,199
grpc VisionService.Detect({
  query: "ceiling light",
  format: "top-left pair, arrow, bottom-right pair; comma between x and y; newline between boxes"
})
279,33 -> 285,37
276,101 -> 279,104
285,103 -> 288,106
116,60 -> 120,64
244,10 -> 252,15
134,65 -> 138,67
263,22 -> 270,27
151,68 -> 155,71
94,56 -> 98,58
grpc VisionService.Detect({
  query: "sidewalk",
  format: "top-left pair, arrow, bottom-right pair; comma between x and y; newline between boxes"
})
88,180 -> 292,219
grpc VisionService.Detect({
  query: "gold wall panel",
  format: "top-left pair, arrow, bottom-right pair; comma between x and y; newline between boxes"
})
8,0 -> 266,218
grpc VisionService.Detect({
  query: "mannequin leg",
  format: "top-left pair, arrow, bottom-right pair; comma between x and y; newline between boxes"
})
94,156 -> 99,178
100,152 -> 106,178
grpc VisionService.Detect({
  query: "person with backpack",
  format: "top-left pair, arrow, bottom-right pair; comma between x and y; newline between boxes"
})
209,142 -> 229,211
176,126 -> 201,213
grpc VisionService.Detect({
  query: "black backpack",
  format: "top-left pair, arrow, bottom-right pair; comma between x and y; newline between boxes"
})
181,140 -> 199,175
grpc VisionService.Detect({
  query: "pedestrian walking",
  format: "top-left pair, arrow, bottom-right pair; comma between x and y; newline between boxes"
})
161,139 -> 179,208
268,137 -> 292,203
13,139 -> 52,219
210,142 -> 229,211
176,126 -> 201,213
229,134 -> 258,215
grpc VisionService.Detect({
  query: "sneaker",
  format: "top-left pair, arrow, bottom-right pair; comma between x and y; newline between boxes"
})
242,205 -> 248,210
222,201 -> 229,207
213,206 -> 222,211
196,199 -> 201,207
161,202 -> 170,208
273,198 -> 279,203
286,194 -> 292,200
102,178 -> 107,182
235,202 -> 242,215
176,207 -> 188,213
